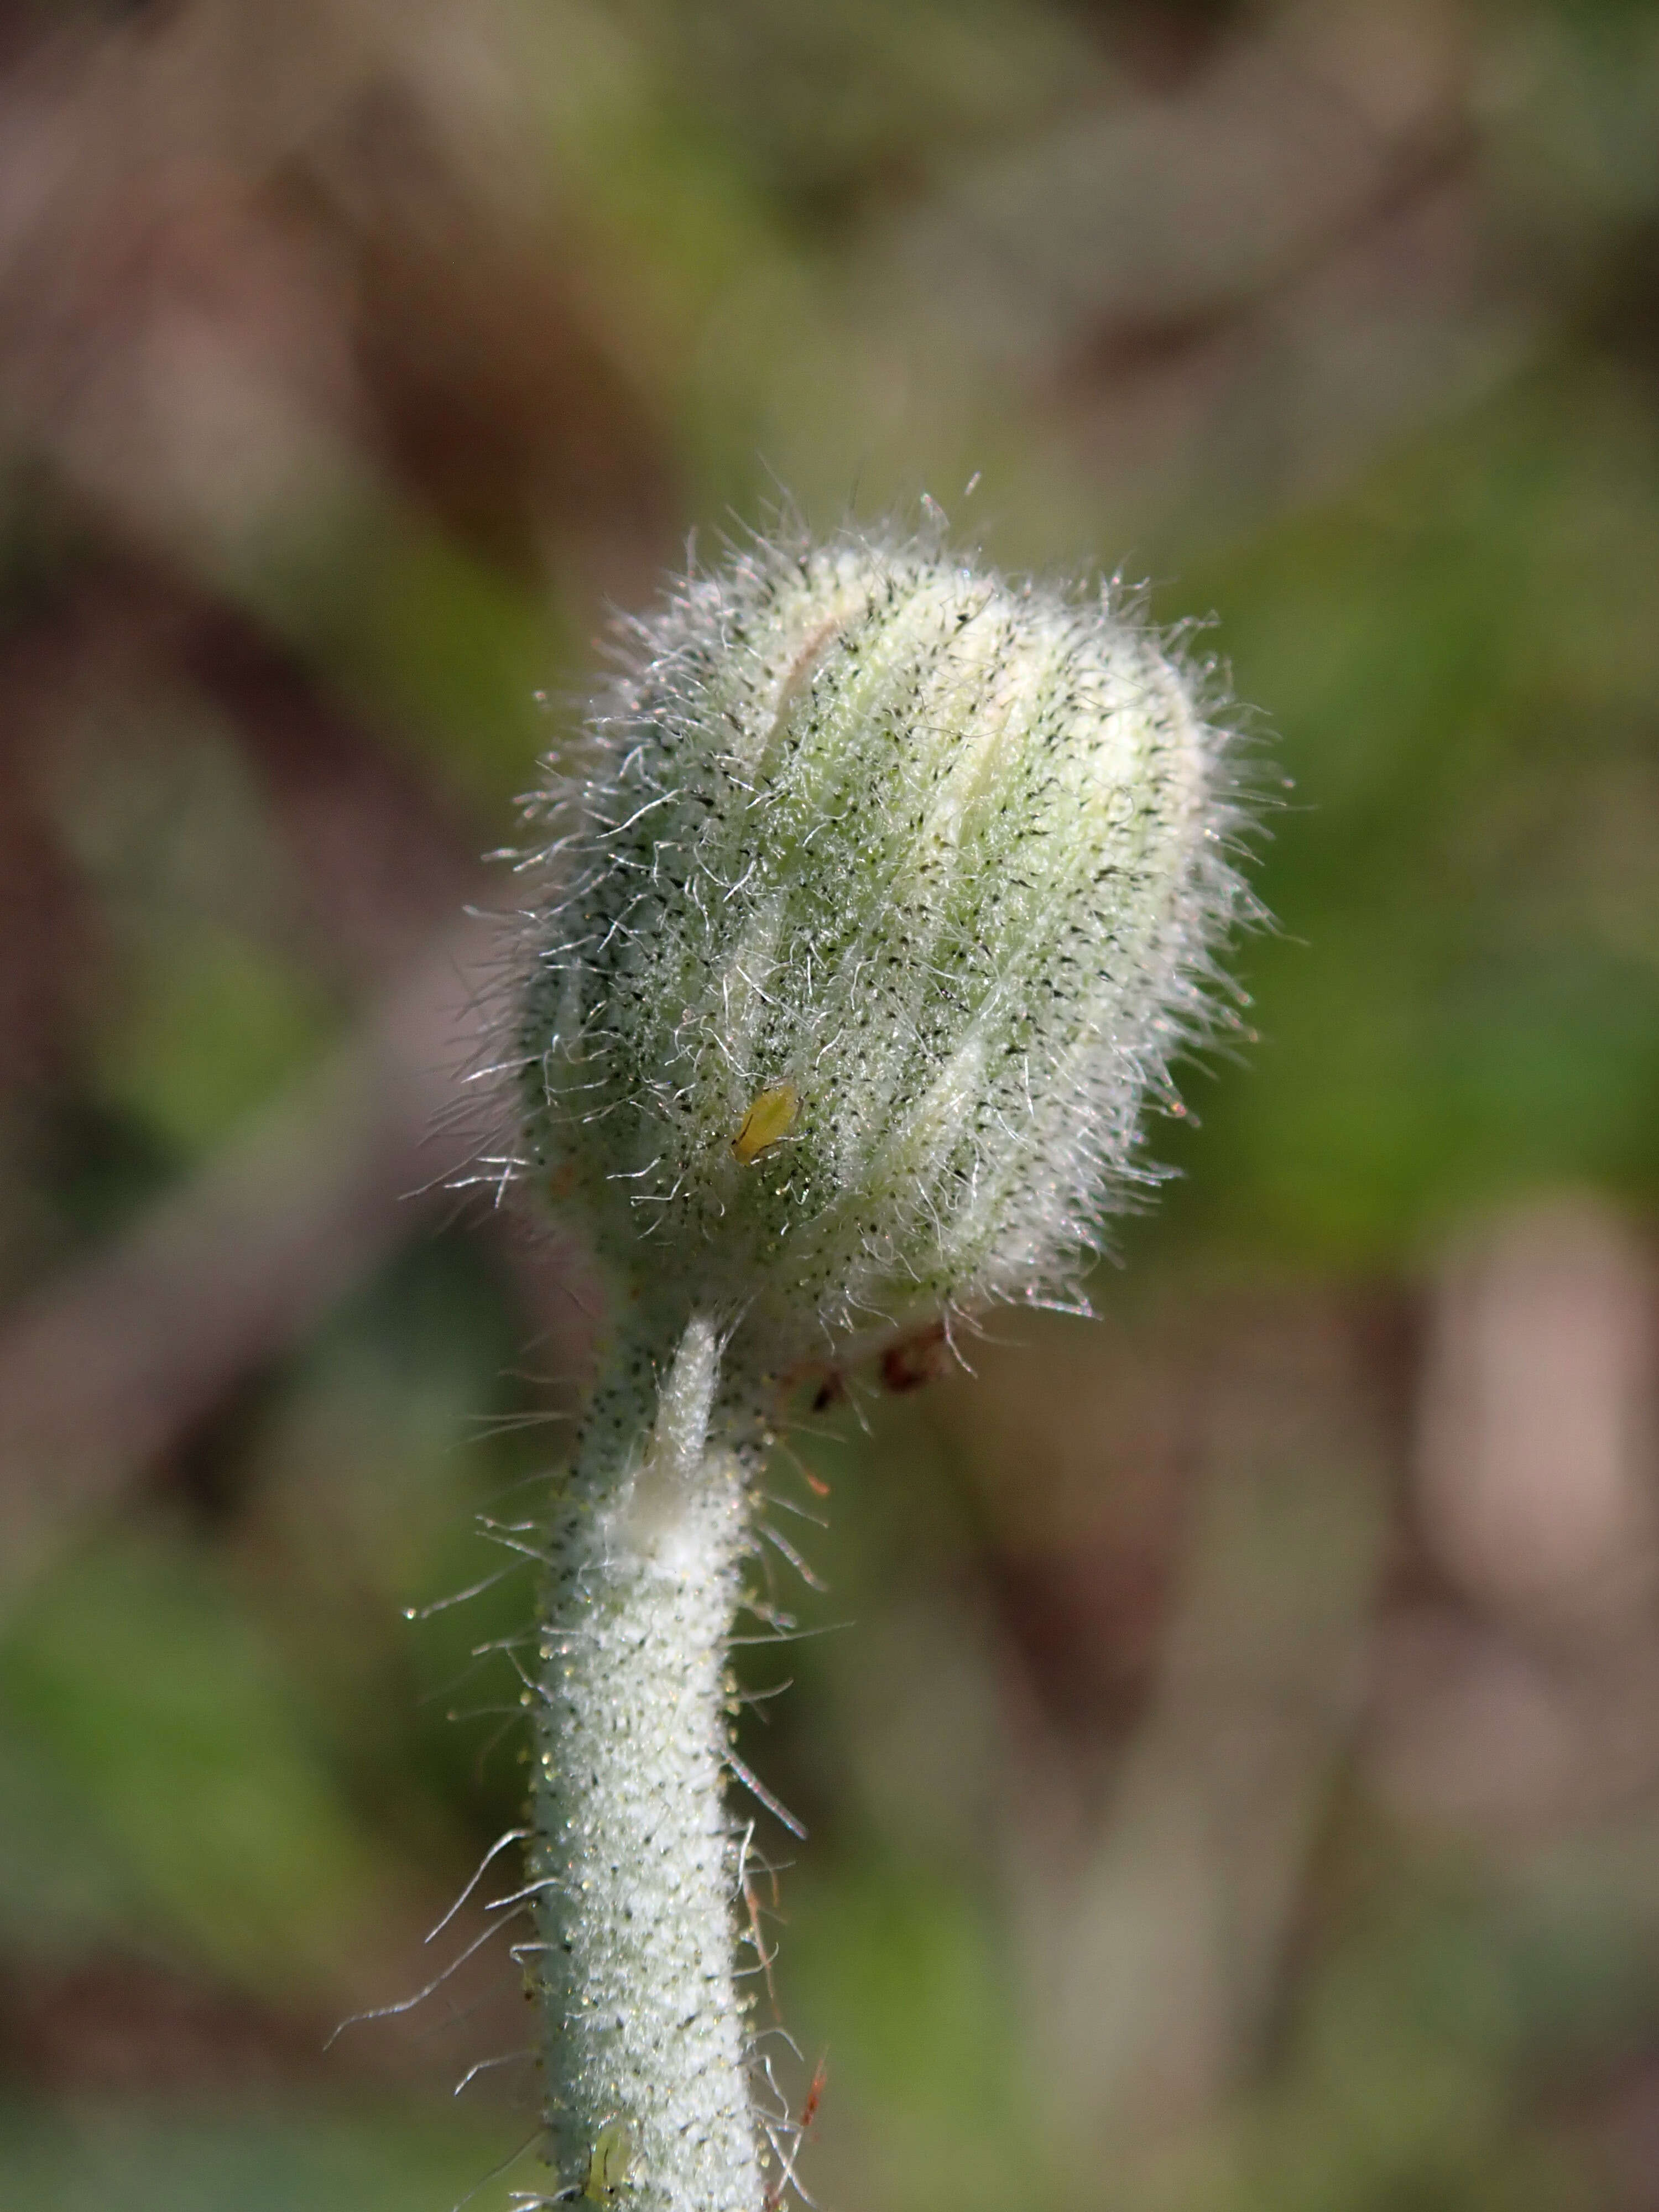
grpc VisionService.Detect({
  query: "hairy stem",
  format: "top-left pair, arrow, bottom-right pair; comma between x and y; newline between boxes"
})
530,1312 -> 765,2212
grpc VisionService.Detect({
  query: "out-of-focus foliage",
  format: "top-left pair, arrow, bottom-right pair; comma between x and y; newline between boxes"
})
2,3 -> 1658,2210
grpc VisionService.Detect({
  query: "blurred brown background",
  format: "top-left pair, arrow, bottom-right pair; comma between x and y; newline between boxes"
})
2,2 -> 1658,2208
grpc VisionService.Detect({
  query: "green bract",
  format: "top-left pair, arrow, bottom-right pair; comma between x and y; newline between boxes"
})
517,527 -> 1244,1354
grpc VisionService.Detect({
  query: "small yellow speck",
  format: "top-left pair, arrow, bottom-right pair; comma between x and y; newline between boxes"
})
731,1082 -> 800,1165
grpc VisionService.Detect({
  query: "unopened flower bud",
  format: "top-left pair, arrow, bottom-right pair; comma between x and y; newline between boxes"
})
503,526 -> 1254,2212
516,527 -> 1244,1356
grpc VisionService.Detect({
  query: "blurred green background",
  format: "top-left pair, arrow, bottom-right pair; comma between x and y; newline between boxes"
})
2,2 -> 1659,2208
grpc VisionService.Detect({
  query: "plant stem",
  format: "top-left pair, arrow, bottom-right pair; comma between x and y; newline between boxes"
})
530,1311 -> 766,2212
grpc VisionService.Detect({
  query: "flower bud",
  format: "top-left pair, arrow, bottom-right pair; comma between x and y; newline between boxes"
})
516,527 -> 1244,1355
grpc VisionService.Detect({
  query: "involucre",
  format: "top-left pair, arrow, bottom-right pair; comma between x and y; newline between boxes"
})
517,528 -> 1246,1361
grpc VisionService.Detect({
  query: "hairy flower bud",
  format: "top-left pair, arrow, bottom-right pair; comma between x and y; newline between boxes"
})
497,526 -> 1254,2212
515,527 -> 1244,1357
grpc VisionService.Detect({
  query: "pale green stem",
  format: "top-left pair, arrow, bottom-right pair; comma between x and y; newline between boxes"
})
529,1312 -> 767,2212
